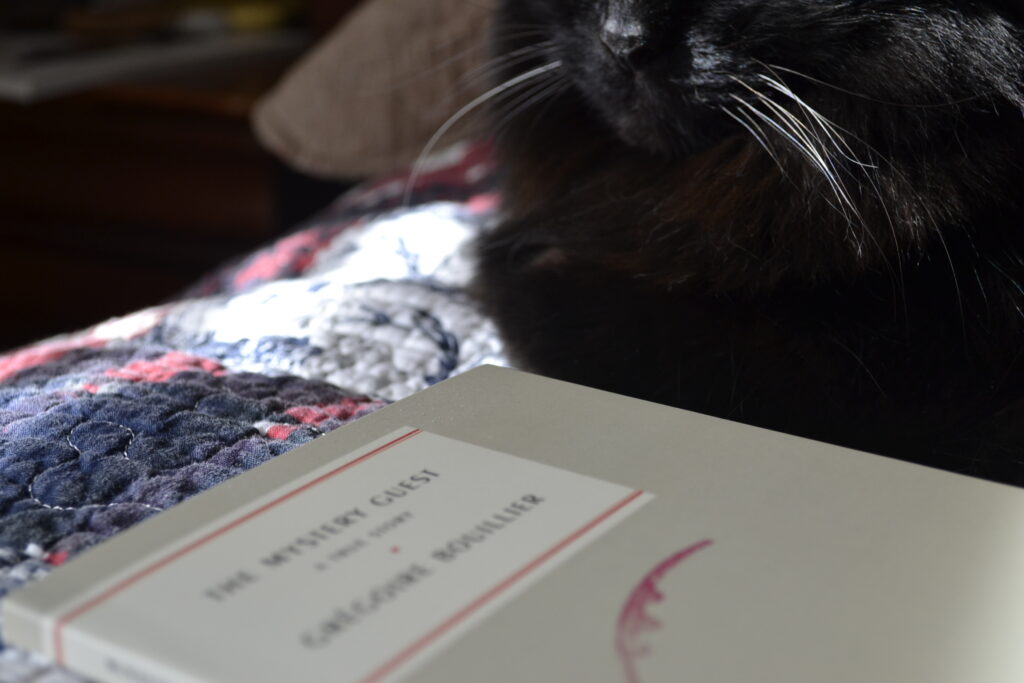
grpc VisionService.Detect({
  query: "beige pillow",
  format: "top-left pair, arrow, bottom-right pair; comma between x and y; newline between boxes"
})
253,0 -> 493,179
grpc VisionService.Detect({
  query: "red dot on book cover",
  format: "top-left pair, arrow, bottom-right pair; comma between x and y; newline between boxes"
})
391,546 -> 400,554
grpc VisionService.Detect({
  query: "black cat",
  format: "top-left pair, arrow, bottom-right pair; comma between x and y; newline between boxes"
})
474,0 -> 1024,485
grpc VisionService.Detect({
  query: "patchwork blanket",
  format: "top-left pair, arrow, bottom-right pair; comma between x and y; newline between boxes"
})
0,141 -> 507,680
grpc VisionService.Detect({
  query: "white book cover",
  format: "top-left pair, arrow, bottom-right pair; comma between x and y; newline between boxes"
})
4,365 -> 1024,683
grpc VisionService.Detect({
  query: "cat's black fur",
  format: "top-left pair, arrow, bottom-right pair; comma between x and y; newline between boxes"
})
474,0 -> 1024,485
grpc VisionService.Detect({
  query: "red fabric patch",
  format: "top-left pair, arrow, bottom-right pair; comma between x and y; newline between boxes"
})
232,230 -> 324,289
466,193 -> 501,214
284,399 -> 366,427
266,424 -> 302,440
45,551 -> 70,567
106,352 -> 227,383
0,338 -> 107,383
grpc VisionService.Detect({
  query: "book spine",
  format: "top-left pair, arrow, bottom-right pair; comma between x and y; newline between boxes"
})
1,599 -> 49,656
3,601 -> 190,683
60,634 -> 202,683
71,651 -> 179,683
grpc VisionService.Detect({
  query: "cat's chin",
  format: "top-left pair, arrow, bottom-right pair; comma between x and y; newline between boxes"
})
607,111 -> 721,160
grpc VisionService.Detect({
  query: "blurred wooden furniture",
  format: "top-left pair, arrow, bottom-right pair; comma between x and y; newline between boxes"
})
0,2 -> 369,351
0,59 -> 337,351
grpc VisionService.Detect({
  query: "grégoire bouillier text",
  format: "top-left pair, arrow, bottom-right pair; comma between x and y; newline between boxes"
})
197,465 -> 547,653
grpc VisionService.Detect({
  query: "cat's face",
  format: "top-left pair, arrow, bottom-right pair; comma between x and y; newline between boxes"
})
496,0 -> 1024,157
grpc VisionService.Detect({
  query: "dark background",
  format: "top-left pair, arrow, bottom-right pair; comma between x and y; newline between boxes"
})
0,0 -> 363,351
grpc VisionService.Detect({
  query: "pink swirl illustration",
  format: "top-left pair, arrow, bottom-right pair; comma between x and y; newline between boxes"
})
616,539 -> 714,683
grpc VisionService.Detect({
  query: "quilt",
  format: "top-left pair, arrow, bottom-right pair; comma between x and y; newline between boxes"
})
0,141 -> 507,681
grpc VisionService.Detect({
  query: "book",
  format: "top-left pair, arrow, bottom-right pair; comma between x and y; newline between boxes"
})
4,365 -> 1024,683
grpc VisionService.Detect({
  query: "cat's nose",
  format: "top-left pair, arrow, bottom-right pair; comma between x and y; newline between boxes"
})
600,19 -> 660,70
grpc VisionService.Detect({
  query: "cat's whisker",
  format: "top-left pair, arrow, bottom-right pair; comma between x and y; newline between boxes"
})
730,93 -> 860,230
344,32 -> 552,100
749,90 -> 867,235
751,71 -> 907,292
459,41 -> 557,93
342,42 -> 490,97
731,78 -> 834,166
490,70 -> 568,140
730,79 -> 828,159
492,85 -> 571,148
761,61 -> 994,109
732,106 -> 802,184
532,73 -> 573,111
729,74 -> 875,245
756,74 -> 879,170
719,106 -> 783,169
402,60 -> 563,207
754,64 -> 900,179
466,40 -> 555,74
751,91 -> 834,168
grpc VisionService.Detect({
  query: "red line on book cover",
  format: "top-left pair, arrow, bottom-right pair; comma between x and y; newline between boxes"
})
361,488 -> 648,683
52,428 -> 424,665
